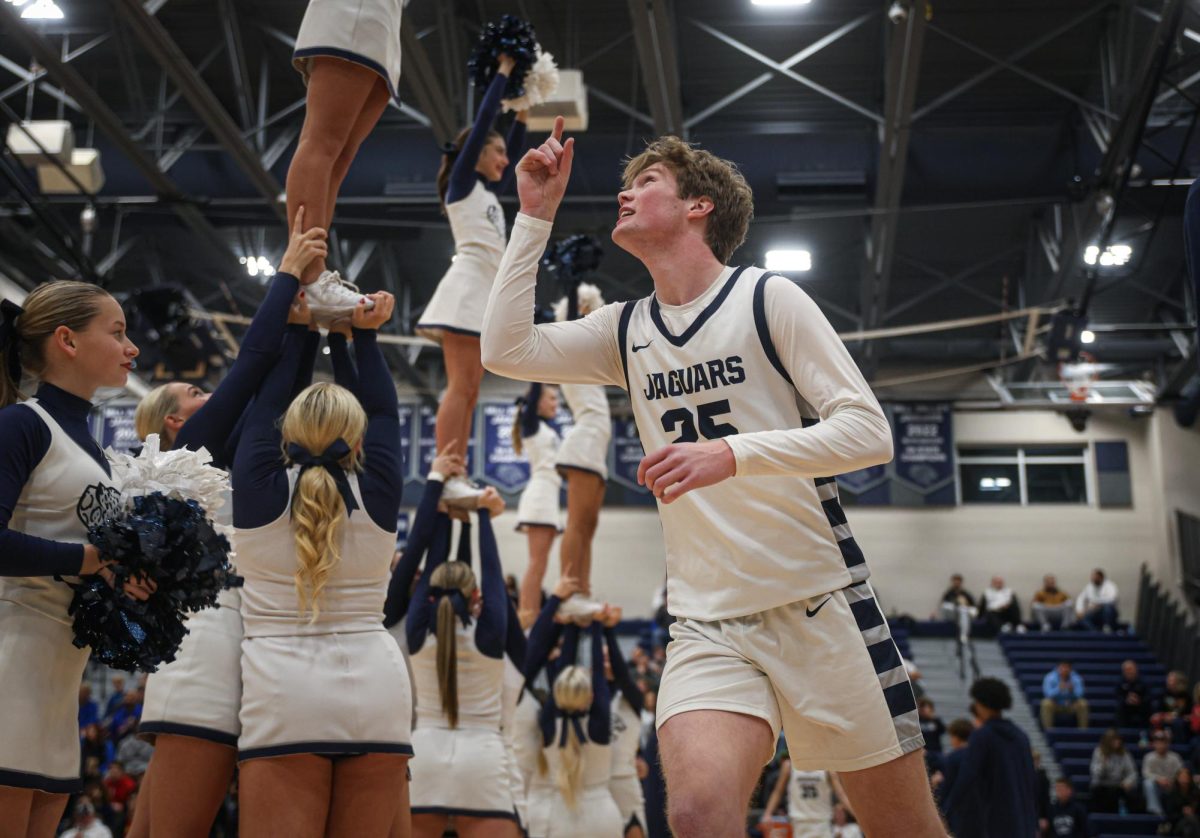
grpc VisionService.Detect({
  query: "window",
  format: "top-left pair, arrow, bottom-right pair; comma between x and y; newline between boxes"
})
957,445 -> 1089,506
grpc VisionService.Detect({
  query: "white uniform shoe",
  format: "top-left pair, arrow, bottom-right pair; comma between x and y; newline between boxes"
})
556,593 -> 605,621
441,474 -> 486,510
305,270 -> 373,325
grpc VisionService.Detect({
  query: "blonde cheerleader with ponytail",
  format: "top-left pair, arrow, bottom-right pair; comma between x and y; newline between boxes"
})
231,290 -> 413,837
407,487 -> 524,838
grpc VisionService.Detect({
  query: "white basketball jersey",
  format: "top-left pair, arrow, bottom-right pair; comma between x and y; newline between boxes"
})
788,769 -> 832,824
617,266 -> 869,620
0,399 -> 121,623
445,180 -> 507,282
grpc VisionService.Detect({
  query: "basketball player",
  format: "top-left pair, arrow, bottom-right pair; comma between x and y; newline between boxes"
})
760,755 -> 853,838
480,118 -> 944,837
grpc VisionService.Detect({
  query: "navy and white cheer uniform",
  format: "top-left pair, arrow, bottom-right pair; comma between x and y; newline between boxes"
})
482,214 -> 923,772
233,326 -> 411,760
556,382 -> 611,481
605,627 -> 647,834
416,71 -> 524,340
0,386 -> 122,792
293,0 -> 403,104
516,389 -> 562,531
407,510 -> 520,821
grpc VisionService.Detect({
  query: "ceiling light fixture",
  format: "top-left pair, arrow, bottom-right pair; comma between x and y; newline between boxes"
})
239,256 -> 276,279
19,0 -> 64,19
751,0 -> 812,7
765,249 -> 812,273
1083,243 -> 1131,267
1080,330 -> 1096,345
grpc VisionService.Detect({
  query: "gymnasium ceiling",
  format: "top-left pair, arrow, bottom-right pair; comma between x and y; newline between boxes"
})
0,0 -> 1197,402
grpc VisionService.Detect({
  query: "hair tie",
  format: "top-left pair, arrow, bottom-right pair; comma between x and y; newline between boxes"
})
286,439 -> 359,516
441,142 -> 461,158
558,709 -> 589,747
429,585 -> 472,628
0,299 -> 24,384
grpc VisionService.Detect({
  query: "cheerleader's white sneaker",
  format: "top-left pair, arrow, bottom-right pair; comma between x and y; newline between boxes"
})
305,270 -> 373,325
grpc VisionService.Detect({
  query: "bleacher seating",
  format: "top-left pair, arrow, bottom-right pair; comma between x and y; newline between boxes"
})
999,631 -> 1177,835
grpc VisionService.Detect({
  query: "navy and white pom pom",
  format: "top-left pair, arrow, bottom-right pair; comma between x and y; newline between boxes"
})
468,15 -> 539,99
543,234 -> 605,281
68,492 -> 242,672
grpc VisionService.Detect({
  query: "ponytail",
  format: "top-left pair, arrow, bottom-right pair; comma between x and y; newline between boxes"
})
436,125 -> 504,211
0,281 -> 111,408
552,665 -> 593,811
429,560 -> 478,729
511,405 -> 525,456
135,384 -> 181,448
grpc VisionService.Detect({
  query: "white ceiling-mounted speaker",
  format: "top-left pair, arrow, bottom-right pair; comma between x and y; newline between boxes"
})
37,148 -> 104,194
5,120 -> 74,166
527,70 -> 588,132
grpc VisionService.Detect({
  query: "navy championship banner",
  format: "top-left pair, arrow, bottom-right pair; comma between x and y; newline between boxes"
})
837,402 -> 956,506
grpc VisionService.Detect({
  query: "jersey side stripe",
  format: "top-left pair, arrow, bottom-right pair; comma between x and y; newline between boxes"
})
617,300 -> 637,394
752,273 -> 794,386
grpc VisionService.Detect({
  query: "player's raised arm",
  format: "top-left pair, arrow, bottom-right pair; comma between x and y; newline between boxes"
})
481,117 -> 625,387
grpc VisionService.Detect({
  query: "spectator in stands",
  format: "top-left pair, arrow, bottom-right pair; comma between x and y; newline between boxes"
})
82,779 -> 116,833
1047,776 -> 1088,838
79,683 -> 100,733
60,798 -> 113,838
1031,574 -> 1072,632
1115,659 -> 1152,729
103,760 -> 136,835
1144,730 -> 1187,816
1033,749 -> 1051,834
114,731 -> 153,780
107,688 -> 142,742
1154,671 -> 1195,744
1089,728 -> 1141,813
943,678 -> 1038,838
103,675 -> 127,723
981,575 -> 1024,634
937,573 -> 976,618
80,723 -> 114,774
1041,661 -> 1089,729
1163,767 -> 1200,837
931,717 -> 974,811
919,697 -> 946,754
1075,568 -> 1119,632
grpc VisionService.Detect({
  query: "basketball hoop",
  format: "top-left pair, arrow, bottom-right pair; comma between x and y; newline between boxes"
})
1058,352 -> 1099,403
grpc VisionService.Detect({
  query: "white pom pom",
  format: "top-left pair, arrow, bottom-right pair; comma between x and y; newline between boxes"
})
554,283 -> 606,321
502,49 -> 560,113
108,433 -> 230,519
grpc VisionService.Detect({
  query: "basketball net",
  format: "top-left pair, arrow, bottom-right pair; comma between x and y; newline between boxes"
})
1058,351 -> 1099,403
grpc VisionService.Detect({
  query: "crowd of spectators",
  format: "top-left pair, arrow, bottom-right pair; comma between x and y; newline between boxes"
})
935,568 -> 1123,636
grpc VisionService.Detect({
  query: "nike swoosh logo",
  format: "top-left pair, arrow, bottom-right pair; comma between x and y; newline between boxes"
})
805,596 -> 833,618
632,341 -> 653,353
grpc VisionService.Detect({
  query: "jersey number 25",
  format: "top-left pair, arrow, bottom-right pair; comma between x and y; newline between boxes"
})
660,399 -> 740,443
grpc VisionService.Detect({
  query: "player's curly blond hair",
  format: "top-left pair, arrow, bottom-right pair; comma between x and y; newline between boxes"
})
280,383 -> 365,622
622,136 -> 754,264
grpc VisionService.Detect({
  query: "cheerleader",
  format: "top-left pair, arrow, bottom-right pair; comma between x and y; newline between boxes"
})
527,623 -> 623,838
407,489 -> 523,837
415,55 -> 527,482
127,209 -> 326,838
0,281 -> 144,836
512,382 -> 562,626
603,617 -> 648,838
232,291 -> 411,836
286,0 -> 400,315
551,283 -> 611,617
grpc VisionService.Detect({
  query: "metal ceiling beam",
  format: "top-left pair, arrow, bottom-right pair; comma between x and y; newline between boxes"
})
885,246 -> 1021,323
399,14 -> 457,145
691,19 -> 883,125
858,4 -> 927,361
912,4 -> 1110,123
0,2 -> 234,258
217,0 -> 256,139
588,85 -> 655,127
684,11 -> 875,131
112,0 -> 285,221
627,0 -> 684,137
1046,0 -> 1186,306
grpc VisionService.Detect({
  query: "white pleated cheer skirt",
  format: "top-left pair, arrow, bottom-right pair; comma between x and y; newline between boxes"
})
526,783 -> 624,838
415,259 -> 497,341
140,591 -> 243,746
293,0 -> 404,103
409,725 -> 519,820
610,773 -> 647,832
0,601 -> 90,792
516,474 -> 562,532
238,629 -> 412,760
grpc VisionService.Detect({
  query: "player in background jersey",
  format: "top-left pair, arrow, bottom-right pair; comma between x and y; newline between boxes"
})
760,756 -> 854,838
480,118 -> 945,837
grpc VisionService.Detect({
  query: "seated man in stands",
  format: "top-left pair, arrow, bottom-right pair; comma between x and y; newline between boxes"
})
1031,574 -> 1072,631
1075,568 -> 1119,632
1040,661 -> 1089,729
1048,776 -> 1087,838
1143,730 -> 1185,816
937,573 -> 977,621
980,575 -> 1023,635
1151,670 -> 1194,743
1115,659 -> 1151,729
